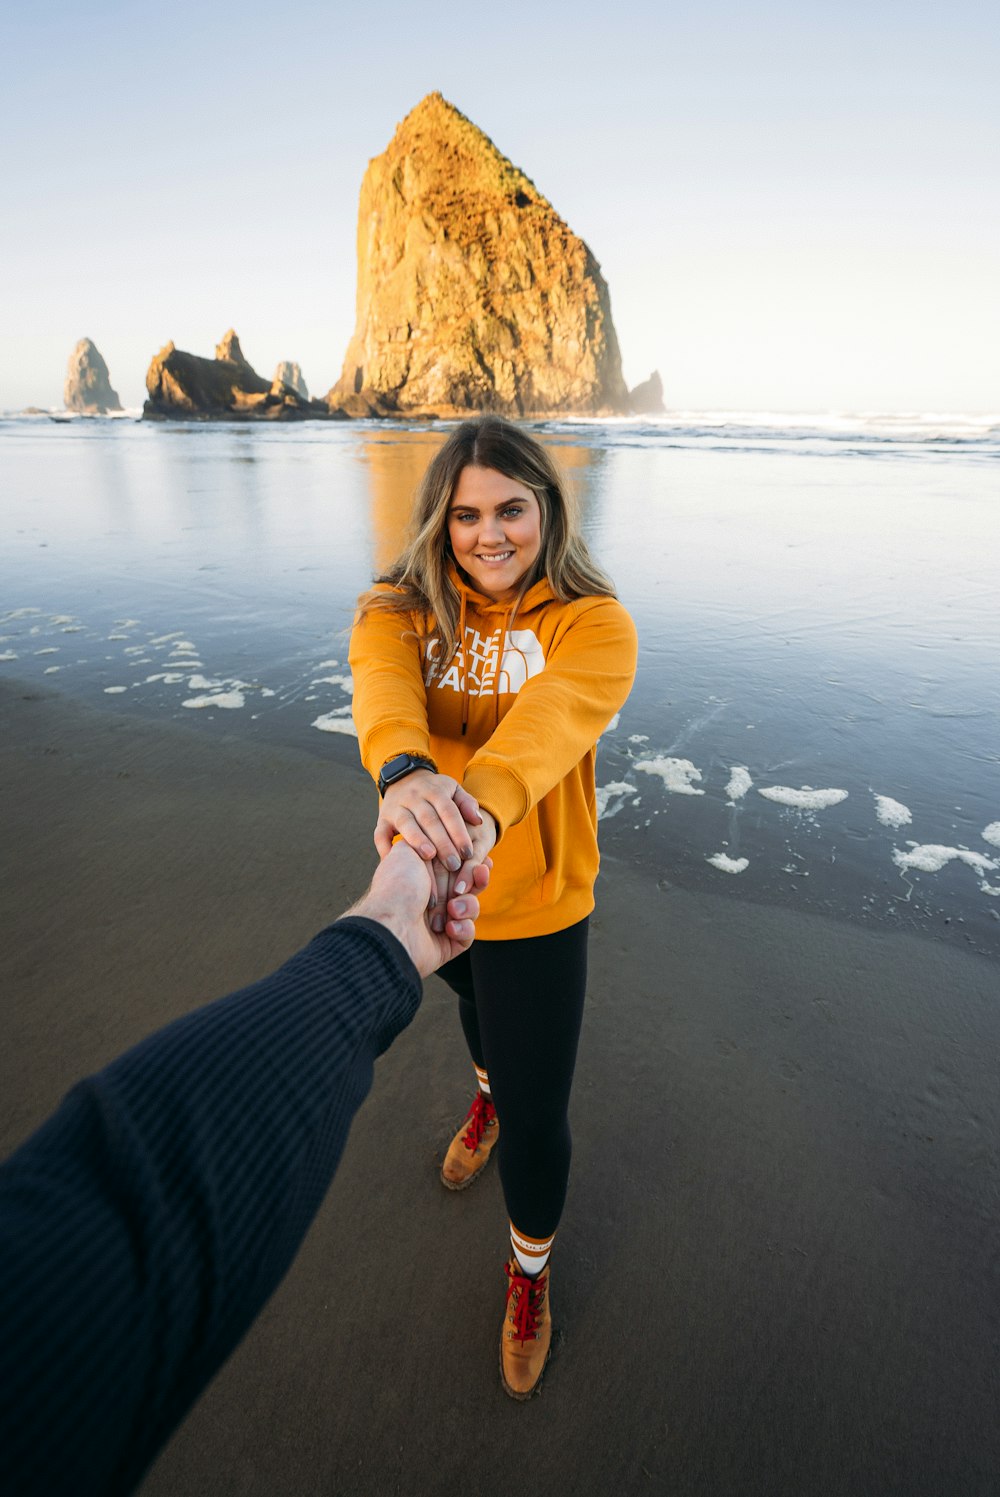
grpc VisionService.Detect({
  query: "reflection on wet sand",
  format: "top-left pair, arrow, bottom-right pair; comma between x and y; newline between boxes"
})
361,431 -> 444,574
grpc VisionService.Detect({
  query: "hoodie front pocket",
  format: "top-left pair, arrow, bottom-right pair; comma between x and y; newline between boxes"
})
485,815 -> 547,914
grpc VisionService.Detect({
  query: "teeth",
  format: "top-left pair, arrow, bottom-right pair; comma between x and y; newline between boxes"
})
478,552 -> 513,562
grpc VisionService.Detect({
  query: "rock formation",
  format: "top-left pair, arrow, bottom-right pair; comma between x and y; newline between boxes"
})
64,338 -> 122,413
144,331 -> 336,421
628,370 -> 666,415
327,93 -> 629,418
274,362 -> 309,400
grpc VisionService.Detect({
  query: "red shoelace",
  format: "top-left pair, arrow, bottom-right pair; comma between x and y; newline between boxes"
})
461,1092 -> 497,1152
504,1262 -> 547,1344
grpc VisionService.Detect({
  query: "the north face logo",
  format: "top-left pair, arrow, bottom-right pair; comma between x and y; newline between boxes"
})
425,627 -> 546,697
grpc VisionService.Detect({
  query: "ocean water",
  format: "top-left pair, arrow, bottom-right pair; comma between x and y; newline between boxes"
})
2,412 -> 998,956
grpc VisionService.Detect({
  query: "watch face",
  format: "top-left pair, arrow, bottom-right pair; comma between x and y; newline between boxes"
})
383,754 -> 411,781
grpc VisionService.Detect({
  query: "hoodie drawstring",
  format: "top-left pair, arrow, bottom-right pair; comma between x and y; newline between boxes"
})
496,603 -> 515,729
459,589 -> 470,736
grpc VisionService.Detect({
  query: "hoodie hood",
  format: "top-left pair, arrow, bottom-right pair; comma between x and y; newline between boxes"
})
447,562 -> 556,614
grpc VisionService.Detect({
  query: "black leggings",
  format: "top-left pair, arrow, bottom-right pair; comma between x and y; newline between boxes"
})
437,918 -> 589,1239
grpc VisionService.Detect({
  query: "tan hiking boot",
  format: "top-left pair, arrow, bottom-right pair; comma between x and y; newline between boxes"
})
500,1259 -> 552,1400
440,1092 -> 499,1191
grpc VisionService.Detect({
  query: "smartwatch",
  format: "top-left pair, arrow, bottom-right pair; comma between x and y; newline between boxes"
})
377,752 -> 438,798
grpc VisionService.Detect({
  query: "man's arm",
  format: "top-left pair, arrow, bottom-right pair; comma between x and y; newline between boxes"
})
0,846 -> 485,1497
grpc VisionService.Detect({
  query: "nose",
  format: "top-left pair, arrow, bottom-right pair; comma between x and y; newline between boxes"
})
480,513 -> 505,544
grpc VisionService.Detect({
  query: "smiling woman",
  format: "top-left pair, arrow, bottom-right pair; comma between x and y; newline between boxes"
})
348,415 -> 638,1400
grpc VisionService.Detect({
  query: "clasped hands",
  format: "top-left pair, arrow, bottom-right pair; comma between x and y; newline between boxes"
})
375,770 -> 498,935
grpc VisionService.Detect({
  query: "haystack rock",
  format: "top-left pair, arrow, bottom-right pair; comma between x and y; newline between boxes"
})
327,93 -> 630,418
144,331 -> 335,421
64,338 -> 122,414
274,361 -> 309,400
628,370 -> 666,415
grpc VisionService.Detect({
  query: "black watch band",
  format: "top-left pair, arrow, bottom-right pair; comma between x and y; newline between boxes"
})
377,752 -> 438,798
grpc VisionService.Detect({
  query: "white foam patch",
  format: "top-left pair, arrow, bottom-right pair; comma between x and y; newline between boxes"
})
170,642 -> 198,653
48,615 -> 75,625
707,853 -> 749,874
893,843 -> 997,876
261,688 -> 276,698
758,786 -> 848,811
161,673 -> 186,684
104,686 -> 127,694
312,674 -> 354,693
108,634 -> 128,641
44,666 -> 60,674
61,626 -> 84,633
596,781 -> 635,820
123,646 -> 145,655
5,608 -> 41,619
634,756 -> 705,795
874,794 -> 912,829
982,822 -> 1000,849
312,712 -> 359,735
316,658 -> 340,668
604,712 -> 620,733
628,734 -> 649,744
35,648 -> 59,656
187,675 -> 222,690
150,632 -> 184,644
725,766 -> 753,801
183,690 -> 245,710
0,651 -> 19,661
114,619 -> 140,628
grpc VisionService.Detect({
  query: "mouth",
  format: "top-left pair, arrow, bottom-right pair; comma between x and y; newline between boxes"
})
476,551 -> 514,565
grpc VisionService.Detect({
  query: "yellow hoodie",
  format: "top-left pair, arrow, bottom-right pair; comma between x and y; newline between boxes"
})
349,573 -> 638,939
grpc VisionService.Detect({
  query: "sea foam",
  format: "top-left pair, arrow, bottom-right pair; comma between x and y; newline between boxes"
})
635,756 -> 705,795
758,786 -> 848,811
874,794 -> 912,829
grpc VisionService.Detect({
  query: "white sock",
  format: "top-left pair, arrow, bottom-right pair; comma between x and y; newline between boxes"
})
510,1223 -> 555,1278
474,1064 -> 492,1097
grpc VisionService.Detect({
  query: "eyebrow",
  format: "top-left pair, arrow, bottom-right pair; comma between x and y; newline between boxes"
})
448,495 -> 529,512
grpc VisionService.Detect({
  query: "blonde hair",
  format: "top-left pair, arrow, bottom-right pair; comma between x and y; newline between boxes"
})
356,417 -> 617,659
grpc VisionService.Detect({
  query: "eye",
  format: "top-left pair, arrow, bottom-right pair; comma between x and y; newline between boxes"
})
452,511 -> 477,523
501,505 -> 524,518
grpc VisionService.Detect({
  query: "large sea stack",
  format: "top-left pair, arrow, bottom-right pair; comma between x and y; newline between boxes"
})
144,331 -> 334,420
64,338 -> 122,413
327,93 -> 630,419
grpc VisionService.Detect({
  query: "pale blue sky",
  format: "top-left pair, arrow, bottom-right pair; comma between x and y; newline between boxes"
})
1,0 -> 997,411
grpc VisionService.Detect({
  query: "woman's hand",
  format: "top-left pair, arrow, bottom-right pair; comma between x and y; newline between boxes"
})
375,770 -> 479,870
444,806 -> 498,902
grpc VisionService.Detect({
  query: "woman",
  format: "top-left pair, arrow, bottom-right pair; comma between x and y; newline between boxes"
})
349,416 -> 637,1399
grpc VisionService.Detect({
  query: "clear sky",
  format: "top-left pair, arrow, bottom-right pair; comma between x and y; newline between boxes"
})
1,0 -> 997,412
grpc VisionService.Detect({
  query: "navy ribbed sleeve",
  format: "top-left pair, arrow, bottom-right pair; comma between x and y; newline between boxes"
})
0,916 -> 421,1496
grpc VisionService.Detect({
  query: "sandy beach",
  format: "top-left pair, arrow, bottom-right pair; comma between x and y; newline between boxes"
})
2,678 -> 997,1496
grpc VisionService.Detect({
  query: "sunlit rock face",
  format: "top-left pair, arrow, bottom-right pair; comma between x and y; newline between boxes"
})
327,93 -> 629,419
64,339 -> 122,413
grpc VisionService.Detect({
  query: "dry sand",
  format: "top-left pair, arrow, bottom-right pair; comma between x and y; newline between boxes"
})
2,679 -> 997,1496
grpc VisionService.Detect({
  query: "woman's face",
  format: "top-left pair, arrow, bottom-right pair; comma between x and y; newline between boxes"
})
447,465 -> 543,602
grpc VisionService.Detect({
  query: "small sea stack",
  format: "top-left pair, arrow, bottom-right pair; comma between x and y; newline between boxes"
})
628,370 -> 666,415
273,362 -> 309,400
64,339 -> 122,414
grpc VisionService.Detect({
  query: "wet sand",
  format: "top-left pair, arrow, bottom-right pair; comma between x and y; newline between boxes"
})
2,680 -> 997,1496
